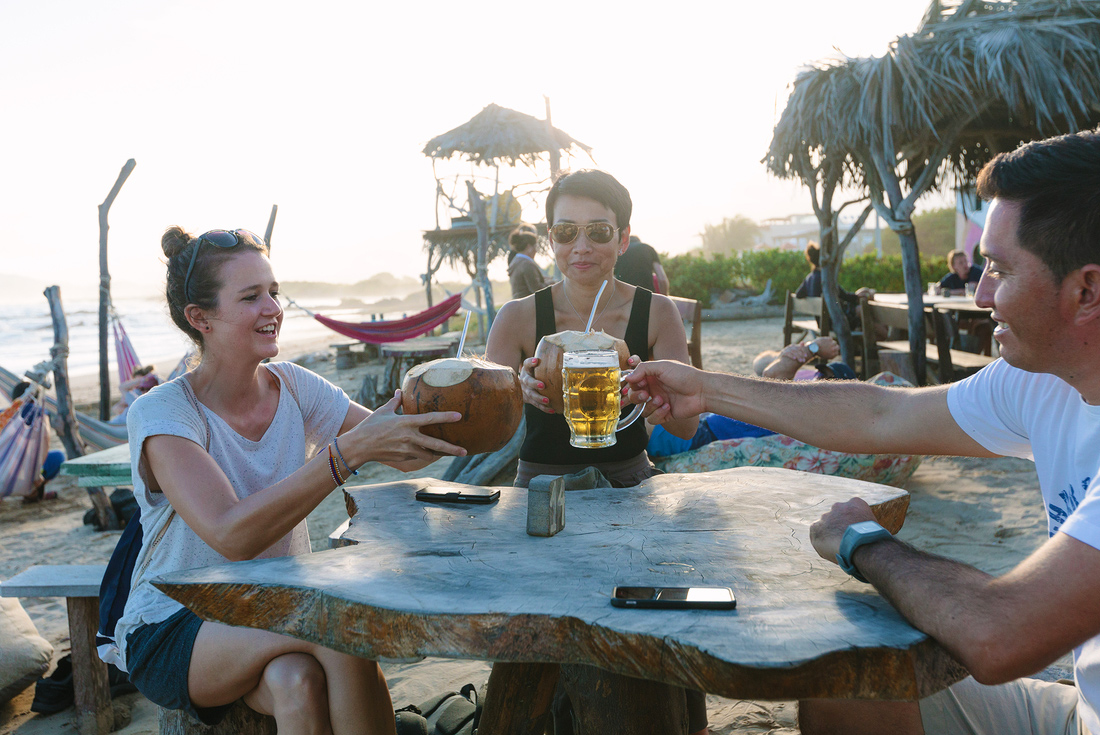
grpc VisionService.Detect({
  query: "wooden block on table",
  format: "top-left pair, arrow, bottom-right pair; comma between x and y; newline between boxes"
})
527,475 -> 565,537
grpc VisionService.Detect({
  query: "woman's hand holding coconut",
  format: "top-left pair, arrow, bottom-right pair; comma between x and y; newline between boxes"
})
342,391 -> 466,471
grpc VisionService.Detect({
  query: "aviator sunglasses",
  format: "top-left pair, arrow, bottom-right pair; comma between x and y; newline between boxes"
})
549,222 -> 619,245
183,229 -> 266,304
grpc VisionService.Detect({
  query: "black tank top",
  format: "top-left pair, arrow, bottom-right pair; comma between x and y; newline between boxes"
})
520,286 -> 651,464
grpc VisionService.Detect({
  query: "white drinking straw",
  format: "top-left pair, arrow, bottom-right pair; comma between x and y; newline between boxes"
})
456,311 -> 472,357
585,280 -> 609,333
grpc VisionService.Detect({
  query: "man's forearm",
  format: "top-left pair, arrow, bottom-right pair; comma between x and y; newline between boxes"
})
699,372 -> 903,453
852,538 -> 1034,683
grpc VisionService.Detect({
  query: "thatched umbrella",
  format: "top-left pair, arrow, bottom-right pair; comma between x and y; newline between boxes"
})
422,102 -> 591,329
422,102 -> 592,168
767,0 -> 1100,380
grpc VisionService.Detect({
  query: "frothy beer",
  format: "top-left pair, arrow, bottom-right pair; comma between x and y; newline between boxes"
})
562,350 -> 643,448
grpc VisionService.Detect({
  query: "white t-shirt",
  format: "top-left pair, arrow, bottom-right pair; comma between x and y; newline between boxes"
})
948,358 -> 1100,732
116,361 -> 350,669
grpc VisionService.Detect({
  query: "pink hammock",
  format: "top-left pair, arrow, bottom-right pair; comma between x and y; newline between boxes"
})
305,294 -> 462,344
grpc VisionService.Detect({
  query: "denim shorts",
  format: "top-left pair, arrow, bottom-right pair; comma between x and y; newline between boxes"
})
125,608 -> 235,726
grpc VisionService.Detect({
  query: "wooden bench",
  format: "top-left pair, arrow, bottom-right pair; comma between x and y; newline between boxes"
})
2,565 -> 111,734
783,292 -> 830,346
861,301 -> 994,385
1,565 -> 275,734
669,296 -> 703,369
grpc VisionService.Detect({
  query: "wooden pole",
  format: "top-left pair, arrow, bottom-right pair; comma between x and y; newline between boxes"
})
45,286 -> 117,529
264,204 -> 278,248
97,159 -> 136,420
545,95 -> 560,179
43,286 -> 85,461
467,180 -> 495,336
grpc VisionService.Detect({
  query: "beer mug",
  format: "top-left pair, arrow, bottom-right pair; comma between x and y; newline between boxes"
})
561,350 -> 645,449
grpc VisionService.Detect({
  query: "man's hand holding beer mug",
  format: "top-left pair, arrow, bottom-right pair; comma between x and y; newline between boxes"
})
622,360 -> 713,424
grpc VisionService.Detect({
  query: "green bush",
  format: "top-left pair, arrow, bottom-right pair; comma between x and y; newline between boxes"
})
730,250 -> 807,300
663,252 -> 736,306
664,250 -> 952,306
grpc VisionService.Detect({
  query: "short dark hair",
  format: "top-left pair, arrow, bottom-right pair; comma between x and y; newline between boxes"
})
11,381 -> 31,401
976,128 -> 1100,282
509,223 -> 538,252
805,241 -> 821,269
545,170 -> 632,230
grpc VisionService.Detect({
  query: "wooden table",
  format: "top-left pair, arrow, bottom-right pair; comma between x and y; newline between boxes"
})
380,336 -> 458,396
874,293 -> 992,315
155,467 -> 966,733
60,442 -> 132,487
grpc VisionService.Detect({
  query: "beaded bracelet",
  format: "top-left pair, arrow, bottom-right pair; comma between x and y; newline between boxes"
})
333,436 -> 358,478
327,444 -> 345,486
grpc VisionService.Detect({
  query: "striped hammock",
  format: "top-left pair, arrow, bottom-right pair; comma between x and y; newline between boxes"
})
0,395 -> 49,498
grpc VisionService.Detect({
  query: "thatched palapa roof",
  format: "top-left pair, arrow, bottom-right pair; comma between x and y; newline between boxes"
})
422,103 -> 593,167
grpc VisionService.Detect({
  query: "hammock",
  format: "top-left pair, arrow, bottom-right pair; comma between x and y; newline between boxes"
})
111,311 -> 143,405
0,394 -> 49,499
0,364 -> 127,452
289,294 -> 463,344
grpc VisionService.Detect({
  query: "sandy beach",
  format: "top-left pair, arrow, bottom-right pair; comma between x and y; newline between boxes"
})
0,316 -> 1059,735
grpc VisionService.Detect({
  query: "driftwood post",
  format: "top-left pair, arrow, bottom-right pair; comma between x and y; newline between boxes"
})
43,286 -> 85,461
97,159 -> 136,420
466,181 -> 495,336
45,286 -> 117,528
263,204 -> 278,248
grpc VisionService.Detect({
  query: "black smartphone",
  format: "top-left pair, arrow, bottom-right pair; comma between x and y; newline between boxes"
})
414,487 -> 501,504
610,586 -> 736,610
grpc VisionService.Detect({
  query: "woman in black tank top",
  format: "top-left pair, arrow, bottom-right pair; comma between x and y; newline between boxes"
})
485,171 -> 707,735
485,170 -> 699,488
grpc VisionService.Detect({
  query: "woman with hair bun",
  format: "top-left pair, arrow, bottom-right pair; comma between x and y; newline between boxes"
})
118,226 -> 465,732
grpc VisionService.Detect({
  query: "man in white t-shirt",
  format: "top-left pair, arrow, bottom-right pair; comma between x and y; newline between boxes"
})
624,128 -> 1100,734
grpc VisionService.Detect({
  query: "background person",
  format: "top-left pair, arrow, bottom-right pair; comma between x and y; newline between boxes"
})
506,222 -> 547,300
939,249 -> 984,294
614,234 -> 669,294
626,129 -> 1100,735
119,225 -> 464,733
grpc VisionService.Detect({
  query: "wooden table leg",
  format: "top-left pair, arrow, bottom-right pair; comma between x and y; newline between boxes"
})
559,664 -> 688,735
479,662 -> 560,735
67,596 -> 113,735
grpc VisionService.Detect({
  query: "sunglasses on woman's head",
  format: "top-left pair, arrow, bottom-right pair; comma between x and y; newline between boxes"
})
183,229 -> 266,304
549,222 -> 619,245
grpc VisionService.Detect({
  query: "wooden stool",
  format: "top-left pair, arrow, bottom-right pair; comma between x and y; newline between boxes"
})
159,701 -> 275,734
380,337 -> 458,396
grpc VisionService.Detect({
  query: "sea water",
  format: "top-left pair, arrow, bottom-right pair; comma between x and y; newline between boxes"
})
0,295 -> 406,382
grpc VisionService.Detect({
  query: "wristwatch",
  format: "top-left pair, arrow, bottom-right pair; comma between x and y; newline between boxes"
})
806,342 -> 820,355
835,521 -> 892,583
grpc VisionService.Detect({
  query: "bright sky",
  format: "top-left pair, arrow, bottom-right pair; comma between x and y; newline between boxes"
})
0,0 -> 934,297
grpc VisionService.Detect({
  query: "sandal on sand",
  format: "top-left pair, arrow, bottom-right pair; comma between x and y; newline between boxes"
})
31,655 -> 138,715
31,656 -> 73,715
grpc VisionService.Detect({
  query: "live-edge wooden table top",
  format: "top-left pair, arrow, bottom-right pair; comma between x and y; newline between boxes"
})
155,466 -> 966,702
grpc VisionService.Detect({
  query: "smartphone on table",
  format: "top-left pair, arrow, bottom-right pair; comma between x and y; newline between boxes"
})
610,586 -> 736,610
414,486 -> 500,504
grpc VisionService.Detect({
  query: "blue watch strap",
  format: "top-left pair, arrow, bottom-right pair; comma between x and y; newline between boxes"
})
835,521 -> 892,583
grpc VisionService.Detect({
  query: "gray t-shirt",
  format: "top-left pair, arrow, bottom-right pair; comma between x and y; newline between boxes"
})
116,361 -> 349,669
